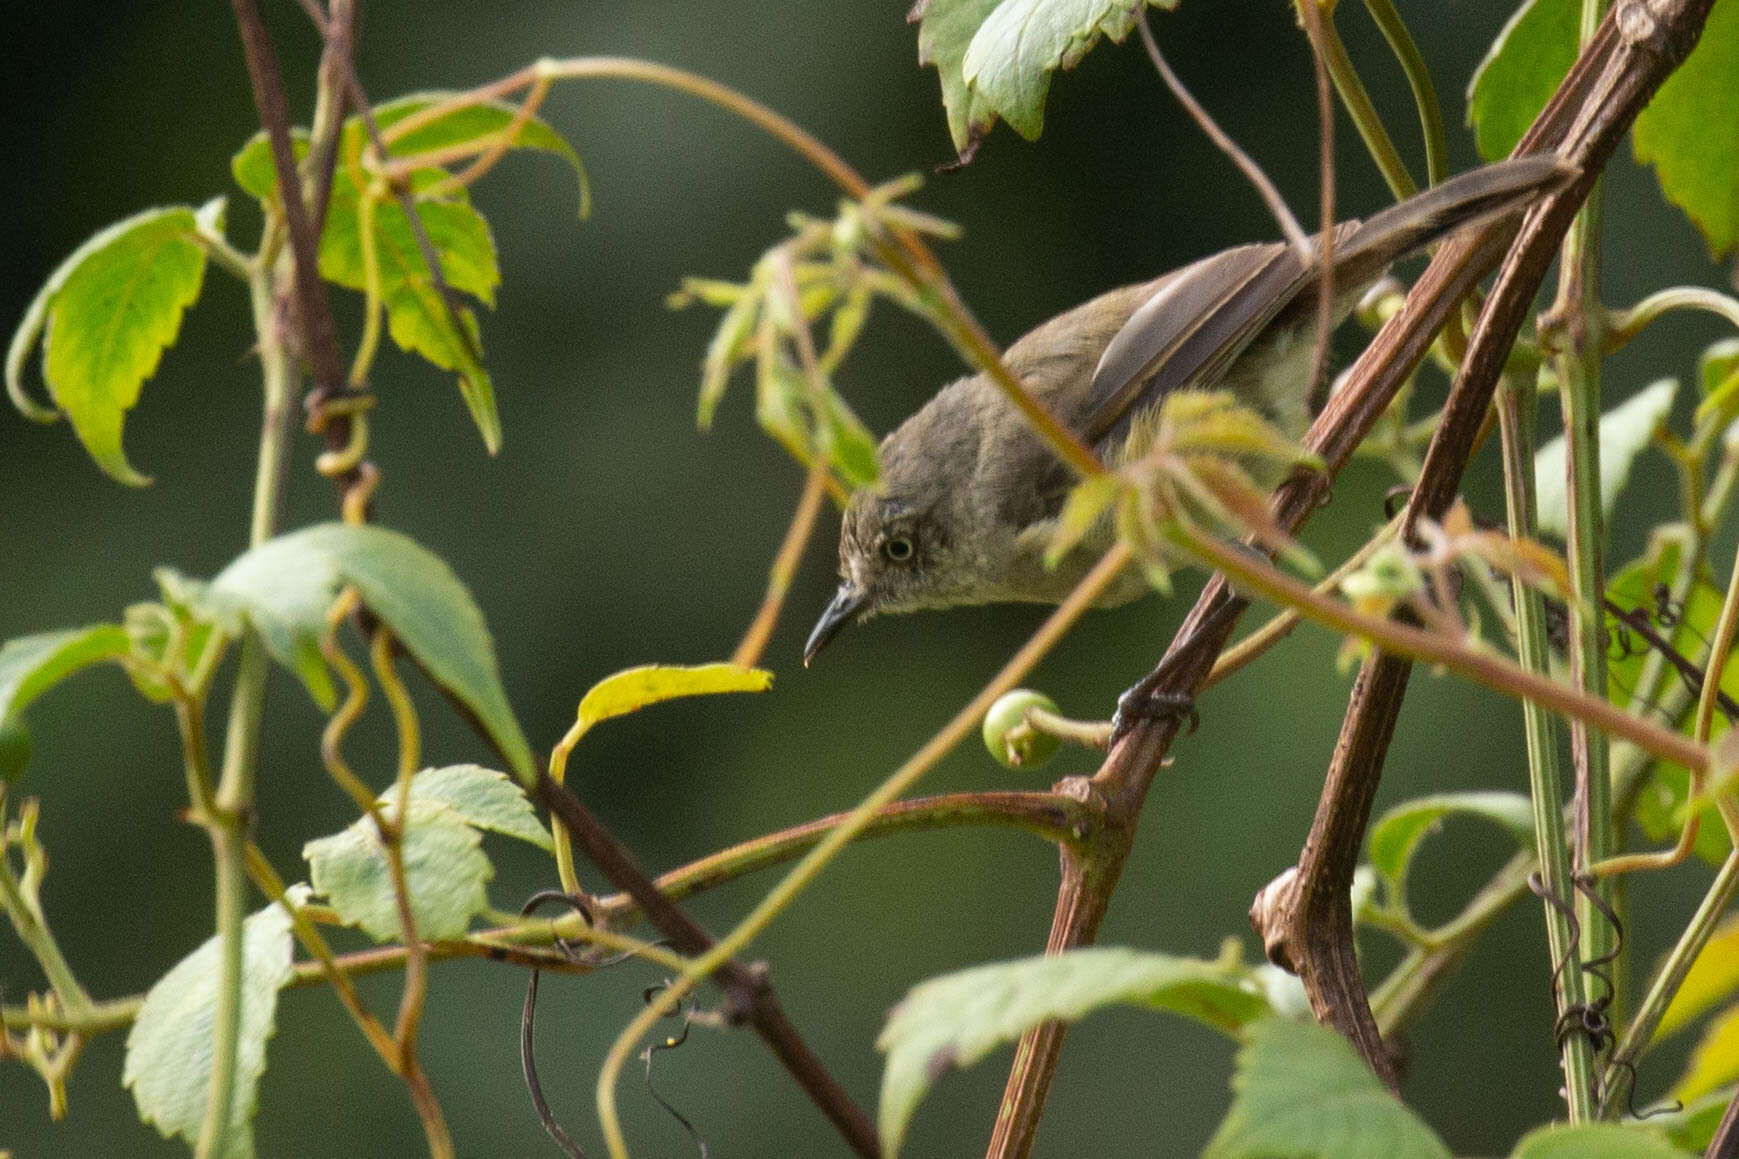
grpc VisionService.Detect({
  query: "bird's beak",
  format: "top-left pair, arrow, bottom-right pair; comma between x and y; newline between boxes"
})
804,584 -> 868,666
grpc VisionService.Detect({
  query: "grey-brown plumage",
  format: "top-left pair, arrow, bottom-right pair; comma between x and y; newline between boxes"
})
806,156 -> 1574,664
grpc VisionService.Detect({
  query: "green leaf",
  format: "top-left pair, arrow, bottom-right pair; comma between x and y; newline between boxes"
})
229,130 -> 311,202
913,0 -> 1006,156
1696,337 -> 1739,423
1204,1016 -> 1451,1159
878,947 -> 1267,1155
304,798 -> 491,942
8,207 -> 207,485
200,523 -> 533,780
1611,543 -> 1738,864
1658,1088 -> 1734,1152
402,763 -> 551,852
1676,1002 -> 1739,1102
1509,1122 -> 1695,1158
1633,0 -> 1739,257
1367,791 -> 1535,895
364,93 -> 590,216
1046,474 -> 1119,568
0,626 -> 130,728
961,0 -> 1167,142
1659,913 -> 1739,1041
320,184 -> 500,306
1535,378 -> 1677,538
820,389 -> 881,489
573,664 -> 773,740
122,894 -> 298,1159
1466,0 -> 1579,162
0,717 -> 33,783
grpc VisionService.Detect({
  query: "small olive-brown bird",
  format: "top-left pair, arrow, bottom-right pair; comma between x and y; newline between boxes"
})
805,155 -> 1572,664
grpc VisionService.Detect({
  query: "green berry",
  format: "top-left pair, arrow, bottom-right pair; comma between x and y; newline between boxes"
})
982,690 -> 1061,770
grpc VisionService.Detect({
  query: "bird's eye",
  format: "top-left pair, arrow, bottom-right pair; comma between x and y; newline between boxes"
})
883,535 -> 915,563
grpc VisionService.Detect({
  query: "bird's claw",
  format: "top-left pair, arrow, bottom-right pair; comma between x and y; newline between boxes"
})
1111,682 -> 1199,744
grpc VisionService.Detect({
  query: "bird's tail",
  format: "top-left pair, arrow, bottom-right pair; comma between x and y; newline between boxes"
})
1331,154 -> 1578,287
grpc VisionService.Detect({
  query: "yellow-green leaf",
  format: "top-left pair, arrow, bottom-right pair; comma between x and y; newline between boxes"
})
1659,913 -> 1739,1041
573,664 -> 772,740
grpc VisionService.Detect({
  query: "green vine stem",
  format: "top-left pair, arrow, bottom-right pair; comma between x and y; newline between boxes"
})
1361,0 -> 1447,187
1604,286 -> 1739,350
0,801 -> 94,1019
1300,0 -> 1418,200
1495,369 -> 1597,1117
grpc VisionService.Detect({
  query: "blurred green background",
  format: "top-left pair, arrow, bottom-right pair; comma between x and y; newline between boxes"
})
2,1 -> 1731,1155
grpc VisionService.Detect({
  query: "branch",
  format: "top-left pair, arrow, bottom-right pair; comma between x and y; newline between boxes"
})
986,0 -> 1719,1147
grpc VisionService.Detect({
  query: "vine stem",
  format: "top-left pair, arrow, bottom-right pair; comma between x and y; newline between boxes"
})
593,543 -> 1133,1158
1495,369 -> 1596,1115
378,55 -> 1102,480
1174,528 -> 1707,774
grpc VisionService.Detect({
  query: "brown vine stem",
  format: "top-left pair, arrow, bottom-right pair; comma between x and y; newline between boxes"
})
988,0 -> 1717,1147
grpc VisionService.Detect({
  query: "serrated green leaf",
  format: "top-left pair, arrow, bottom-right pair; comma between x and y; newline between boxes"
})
878,947 -> 1266,1156
9,207 -> 207,485
199,523 -> 532,780
320,184 -> 500,306
1633,0 -> 1739,257
1204,1016 -> 1451,1159
0,626 -> 130,729
574,664 -> 772,740
1697,338 -> 1739,421
914,0 -> 1006,156
1367,791 -> 1535,894
230,130 -> 311,202
382,282 -> 501,453
305,798 -> 491,942
400,763 -> 551,852
961,0 -> 1167,142
1466,0 -> 1579,162
1509,1122 -> 1695,1158
366,93 -> 590,216
1535,378 -> 1677,537
122,894 -> 298,1159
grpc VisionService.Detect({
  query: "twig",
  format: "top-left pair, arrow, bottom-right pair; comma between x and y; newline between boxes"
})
1135,14 -> 1310,262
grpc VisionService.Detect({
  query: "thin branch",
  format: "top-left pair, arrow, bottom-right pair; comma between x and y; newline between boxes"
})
1135,14 -> 1309,261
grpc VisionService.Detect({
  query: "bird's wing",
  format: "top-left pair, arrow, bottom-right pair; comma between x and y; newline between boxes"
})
1079,235 -> 1341,451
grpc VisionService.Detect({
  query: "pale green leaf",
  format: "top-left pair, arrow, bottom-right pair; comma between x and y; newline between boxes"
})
1204,1016 -> 1451,1159
1367,791 -> 1534,893
199,523 -> 532,780
878,947 -> 1266,1155
1656,1088 -> 1734,1153
1045,474 -> 1119,568
9,207 -> 207,485
1632,0 -> 1739,257
304,798 -> 491,942
1466,0 -> 1578,162
1696,337 -> 1739,421
961,0 -> 1168,142
123,895 -> 299,1158
0,626 -> 130,728
820,389 -> 881,489
0,717 -> 33,783
1509,1122 -> 1695,1158
575,664 -> 773,738
1535,378 -> 1677,537
229,130 -> 310,202
402,763 -> 551,852
913,0 -> 1006,155
1660,914 -> 1739,1041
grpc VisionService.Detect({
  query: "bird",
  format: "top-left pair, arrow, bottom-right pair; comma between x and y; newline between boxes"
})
804,155 -> 1574,665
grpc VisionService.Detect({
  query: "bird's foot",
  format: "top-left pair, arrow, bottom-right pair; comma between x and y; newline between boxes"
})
1111,678 -> 1198,745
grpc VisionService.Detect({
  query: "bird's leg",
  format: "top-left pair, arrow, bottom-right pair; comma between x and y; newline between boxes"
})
1109,592 -> 1251,743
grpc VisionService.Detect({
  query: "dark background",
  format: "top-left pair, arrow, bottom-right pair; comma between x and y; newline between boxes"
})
2,2 -> 1731,1155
